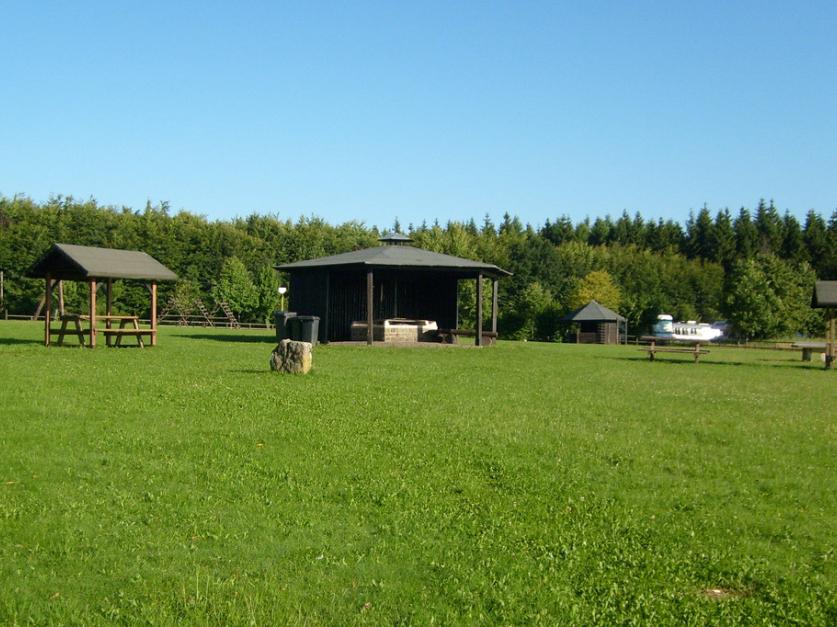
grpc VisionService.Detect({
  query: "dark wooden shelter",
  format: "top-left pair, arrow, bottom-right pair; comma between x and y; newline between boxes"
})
561,300 -> 627,344
812,280 -> 837,369
27,243 -> 177,348
276,234 -> 510,345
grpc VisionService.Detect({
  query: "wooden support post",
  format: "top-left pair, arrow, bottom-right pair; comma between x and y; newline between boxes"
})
44,275 -> 52,346
89,280 -> 97,348
151,282 -> 158,346
366,270 -> 374,345
322,273 -> 330,344
826,311 -> 834,370
106,279 -> 114,346
476,273 -> 483,347
58,280 -> 65,317
491,278 -> 498,335
455,280 -> 460,329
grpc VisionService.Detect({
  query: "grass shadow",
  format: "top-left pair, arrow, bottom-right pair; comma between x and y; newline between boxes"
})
0,337 -> 43,346
605,354 -> 825,371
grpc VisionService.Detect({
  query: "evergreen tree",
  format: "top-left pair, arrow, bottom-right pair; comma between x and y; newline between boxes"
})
780,212 -> 808,263
574,218 -> 591,243
754,199 -> 784,254
613,210 -> 634,246
803,209 -> 829,276
541,215 -> 575,245
685,206 -> 714,259
481,214 -> 496,236
825,209 -> 837,278
734,207 -> 758,258
710,209 -> 736,269
589,216 -> 613,246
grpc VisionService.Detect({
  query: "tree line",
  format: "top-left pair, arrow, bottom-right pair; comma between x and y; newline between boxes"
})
1,195 -> 834,339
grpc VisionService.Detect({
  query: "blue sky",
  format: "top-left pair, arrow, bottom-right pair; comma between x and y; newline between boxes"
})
2,1 -> 835,228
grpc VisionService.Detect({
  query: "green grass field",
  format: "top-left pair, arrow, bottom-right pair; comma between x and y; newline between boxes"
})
1,321 -> 834,624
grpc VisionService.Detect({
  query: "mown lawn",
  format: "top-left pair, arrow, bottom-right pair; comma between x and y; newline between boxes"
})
0,321 -> 834,624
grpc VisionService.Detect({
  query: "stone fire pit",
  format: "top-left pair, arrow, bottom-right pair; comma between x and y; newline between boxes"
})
350,318 -> 438,343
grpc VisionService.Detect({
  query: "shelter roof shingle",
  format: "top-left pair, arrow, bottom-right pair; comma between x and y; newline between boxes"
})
813,281 -> 837,308
561,300 -> 625,322
276,244 -> 511,277
27,243 -> 178,282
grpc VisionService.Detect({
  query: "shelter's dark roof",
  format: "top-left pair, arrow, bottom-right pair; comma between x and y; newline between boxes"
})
27,243 -> 178,282
812,281 -> 837,308
561,300 -> 625,322
276,245 -> 511,277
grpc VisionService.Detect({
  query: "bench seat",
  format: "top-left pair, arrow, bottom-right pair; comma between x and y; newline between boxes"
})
436,328 -> 498,345
644,344 -> 709,363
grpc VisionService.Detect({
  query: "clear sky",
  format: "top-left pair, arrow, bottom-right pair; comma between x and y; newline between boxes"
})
2,1 -> 835,228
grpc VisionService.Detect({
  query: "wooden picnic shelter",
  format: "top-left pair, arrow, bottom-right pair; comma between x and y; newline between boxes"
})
27,243 -> 177,348
812,280 -> 837,369
561,300 -> 627,344
276,233 -> 511,345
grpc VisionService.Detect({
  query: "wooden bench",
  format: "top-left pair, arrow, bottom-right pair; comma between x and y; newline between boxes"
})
54,313 -> 152,347
792,342 -> 827,362
101,328 -> 154,347
437,328 -> 498,345
644,339 -> 709,363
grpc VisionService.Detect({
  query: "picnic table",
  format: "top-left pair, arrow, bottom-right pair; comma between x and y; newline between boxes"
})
642,337 -> 710,363
791,341 -> 827,362
54,314 -> 153,347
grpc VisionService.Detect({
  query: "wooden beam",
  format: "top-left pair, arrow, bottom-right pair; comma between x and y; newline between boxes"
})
826,310 -> 834,370
89,280 -> 97,348
475,273 -> 483,347
366,270 -> 374,345
455,279 -> 460,329
44,275 -> 52,346
151,282 -> 158,346
322,272 -> 330,344
491,278 -> 498,335
58,280 -> 65,317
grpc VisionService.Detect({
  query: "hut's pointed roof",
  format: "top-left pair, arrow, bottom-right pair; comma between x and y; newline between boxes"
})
276,244 -> 511,277
27,243 -> 178,281
378,232 -> 414,244
561,300 -> 625,322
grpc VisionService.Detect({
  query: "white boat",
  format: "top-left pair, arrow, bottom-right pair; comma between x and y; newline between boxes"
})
652,314 -> 723,342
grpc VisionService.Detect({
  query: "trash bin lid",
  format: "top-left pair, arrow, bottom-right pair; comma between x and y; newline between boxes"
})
296,315 -> 320,321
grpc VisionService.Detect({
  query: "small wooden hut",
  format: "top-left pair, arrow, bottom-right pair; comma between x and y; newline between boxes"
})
812,280 -> 837,369
562,300 -> 627,344
276,234 -> 511,345
27,243 -> 177,347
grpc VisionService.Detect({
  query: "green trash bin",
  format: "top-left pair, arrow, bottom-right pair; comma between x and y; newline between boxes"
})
294,315 -> 320,345
273,311 -> 297,342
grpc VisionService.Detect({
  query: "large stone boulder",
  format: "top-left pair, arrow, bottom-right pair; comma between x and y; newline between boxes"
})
270,339 -> 313,374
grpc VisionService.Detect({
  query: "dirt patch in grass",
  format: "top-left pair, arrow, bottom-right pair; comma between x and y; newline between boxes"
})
701,587 -> 743,600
